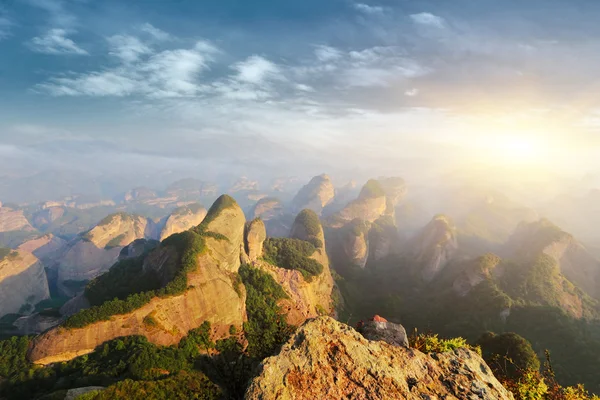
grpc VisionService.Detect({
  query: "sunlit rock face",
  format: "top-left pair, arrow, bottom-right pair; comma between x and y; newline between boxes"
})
246,316 -> 513,400
0,249 -> 50,318
159,204 -> 207,241
291,174 -> 335,215
245,218 -> 266,262
410,214 -> 458,282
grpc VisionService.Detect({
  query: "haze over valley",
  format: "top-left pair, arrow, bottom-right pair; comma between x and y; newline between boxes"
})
1,0 -> 600,399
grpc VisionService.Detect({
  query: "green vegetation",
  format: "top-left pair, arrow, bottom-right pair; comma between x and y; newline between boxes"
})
478,332 -> 540,381
104,233 -> 126,249
65,229 -> 208,329
359,179 -> 385,199
239,264 -> 292,359
263,238 -> 324,282
410,332 -> 480,355
0,247 -> 12,259
198,194 -> 237,228
294,209 -> 322,239
348,218 -> 369,237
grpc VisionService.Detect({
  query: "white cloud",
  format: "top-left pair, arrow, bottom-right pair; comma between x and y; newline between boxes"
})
405,88 -> 419,97
108,35 -> 152,63
314,45 -> 343,62
233,55 -> 282,84
37,40 -> 218,97
140,23 -> 171,41
353,3 -> 384,15
28,29 -> 88,55
295,84 -> 315,92
410,12 -> 445,28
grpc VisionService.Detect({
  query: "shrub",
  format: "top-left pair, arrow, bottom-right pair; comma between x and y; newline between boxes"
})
263,238 -> 323,281
410,332 -> 480,355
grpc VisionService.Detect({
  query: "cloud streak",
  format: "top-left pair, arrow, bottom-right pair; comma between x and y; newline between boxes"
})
28,29 -> 88,54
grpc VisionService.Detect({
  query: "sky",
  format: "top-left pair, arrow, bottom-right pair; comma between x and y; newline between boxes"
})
1,0 -> 600,197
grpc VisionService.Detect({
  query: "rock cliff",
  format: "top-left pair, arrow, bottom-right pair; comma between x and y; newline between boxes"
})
28,196 -> 249,365
159,203 -> 207,241
410,215 -> 458,282
0,249 -> 50,317
246,316 -> 513,400
245,219 -> 267,261
331,179 -> 388,226
341,219 -> 370,269
505,219 -> 600,298
0,205 -> 35,232
291,174 -> 335,215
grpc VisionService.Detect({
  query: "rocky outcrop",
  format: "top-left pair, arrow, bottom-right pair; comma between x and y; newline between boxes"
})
290,209 -> 326,248
341,219 -> 370,269
252,197 -> 284,221
29,252 -> 247,365
201,195 -> 246,273
379,176 -> 407,215
246,316 -> 513,400
291,174 -> 335,215
57,241 -> 123,285
0,249 -> 50,317
369,216 -> 400,262
452,254 -> 503,297
18,234 -> 67,264
159,203 -> 207,241
410,215 -> 458,282
245,219 -> 267,261
122,187 -> 157,203
229,176 -> 260,193
83,213 -> 150,249
506,219 -> 600,298
32,206 -> 65,227
260,210 -> 335,325
0,205 -> 34,232
332,179 -> 388,226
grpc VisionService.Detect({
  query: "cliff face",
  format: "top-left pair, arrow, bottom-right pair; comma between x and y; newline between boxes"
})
411,215 -> 458,282
18,234 -> 67,264
84,213 -> 150,249
57,241 -> 122,285
245,219 -> 267,262
291,174 -> 335,215
246,316 -> 513,400
332,180 -> 388,226
0,250 -> 50,317
28,197 -> 336,366
506,219 -> 600,298
341,220 -> 369,269
159,204 -> 207,241
0,206 -> 34,232
266,209 -> 336,324
28,197 -> 249,365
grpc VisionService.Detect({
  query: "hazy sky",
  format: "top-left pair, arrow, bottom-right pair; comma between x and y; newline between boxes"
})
1,0 -> 599,186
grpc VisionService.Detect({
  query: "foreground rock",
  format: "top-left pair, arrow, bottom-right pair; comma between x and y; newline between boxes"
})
357,315 -> 409,347
246,316 -> 513,400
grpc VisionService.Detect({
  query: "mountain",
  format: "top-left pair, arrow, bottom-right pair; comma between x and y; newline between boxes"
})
159,203 -> 207,241
0,248 -> 50,318
290,174 -> 335,215
408,214 -> 459,282
246,316 -> 512,400
0,203 -> 38,247
504,219 -> 600,298
27,196 -> 336,365
251,197 -> 293,237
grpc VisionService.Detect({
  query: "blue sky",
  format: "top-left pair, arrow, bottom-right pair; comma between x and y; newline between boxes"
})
1,0 -> 599,189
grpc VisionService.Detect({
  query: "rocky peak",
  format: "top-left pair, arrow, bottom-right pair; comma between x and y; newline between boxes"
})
379,176 -> 407,215
411,214 -> 458,282
83,212 -> 149,249
245,218 -> 267,261
341,218 -> 370,269
291,174 -> 335,215
505,219 -> 600,298
290,209 -> 325,249
246,316 -> 513,400
332,179 -> 388,225
201,195 -> 246,272
159,203 -> 207,241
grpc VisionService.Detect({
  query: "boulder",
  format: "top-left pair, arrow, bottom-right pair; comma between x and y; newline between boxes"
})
357,315 -> 409,347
